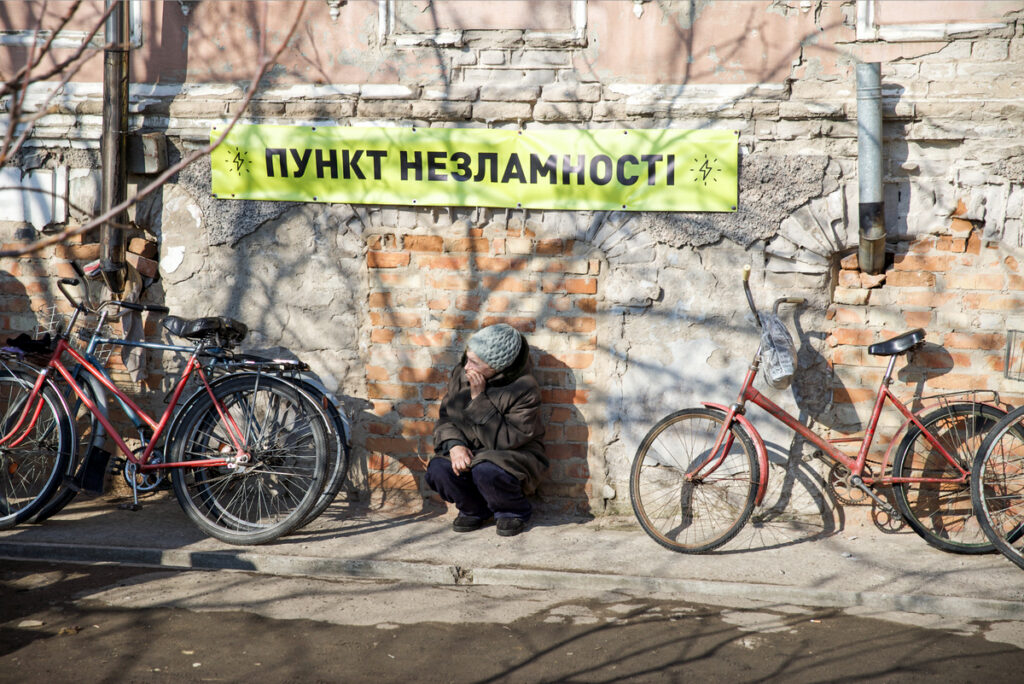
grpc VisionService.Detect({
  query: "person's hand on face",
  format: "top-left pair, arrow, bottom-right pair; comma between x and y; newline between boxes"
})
449,444 -> 473,475
464,350 -> 496,399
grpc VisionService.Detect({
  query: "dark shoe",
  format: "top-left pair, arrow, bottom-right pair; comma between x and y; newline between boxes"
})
452,515 -> 486,532
496,517 -> 527,537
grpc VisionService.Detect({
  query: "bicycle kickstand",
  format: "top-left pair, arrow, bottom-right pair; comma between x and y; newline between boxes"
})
849,475 -> 902,520
117,474 -> 143,512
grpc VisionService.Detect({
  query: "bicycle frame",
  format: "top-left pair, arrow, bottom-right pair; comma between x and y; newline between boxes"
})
694,346 -> 973,495
10,336 -> 251,473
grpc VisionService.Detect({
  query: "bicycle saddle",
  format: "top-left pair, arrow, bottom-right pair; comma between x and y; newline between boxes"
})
867,328 -> 925,356
162,315 -> 248,345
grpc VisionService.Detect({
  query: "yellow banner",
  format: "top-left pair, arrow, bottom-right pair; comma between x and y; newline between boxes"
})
211,125 -> 737,212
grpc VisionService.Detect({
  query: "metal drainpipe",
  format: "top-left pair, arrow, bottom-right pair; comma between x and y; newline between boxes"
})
100,0 -> 129,295
856,62 -> 886,275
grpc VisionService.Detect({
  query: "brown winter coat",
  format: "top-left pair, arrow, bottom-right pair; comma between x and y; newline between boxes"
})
432,337 -> 547,494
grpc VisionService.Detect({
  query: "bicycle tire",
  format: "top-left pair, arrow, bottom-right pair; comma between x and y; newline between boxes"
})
169,374 -> 328,545
31,373 -> 105,522
971,405 -> 1024,571
891,402 -> 1005,554
630,407 -> 759,553
289,378 -> 350,527
0,374 -> 74,529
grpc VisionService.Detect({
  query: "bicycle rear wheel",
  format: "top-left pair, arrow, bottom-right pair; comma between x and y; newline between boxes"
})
972,406 -> 1024,571
630,408 -> 759,553
0,374 -> 73,529
289,379 -> 350,527
170,375 -> 328,545
891,402 -> 1005,554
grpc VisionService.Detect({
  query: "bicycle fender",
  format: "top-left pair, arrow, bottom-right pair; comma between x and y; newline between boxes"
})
702,402 -> 770,505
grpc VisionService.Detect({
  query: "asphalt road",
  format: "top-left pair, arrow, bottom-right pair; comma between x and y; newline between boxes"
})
2,560 -> 1023,683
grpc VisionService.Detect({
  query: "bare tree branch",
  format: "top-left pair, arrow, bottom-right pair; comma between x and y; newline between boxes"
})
0,2 -> 114,165
1,1 -> 309,258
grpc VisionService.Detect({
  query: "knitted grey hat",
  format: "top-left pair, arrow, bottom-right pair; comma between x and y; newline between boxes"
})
467,323 -> 522,372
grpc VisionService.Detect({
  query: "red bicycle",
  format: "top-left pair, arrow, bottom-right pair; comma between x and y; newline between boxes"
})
630,266 -> 1004,554
0,278 -> 328,544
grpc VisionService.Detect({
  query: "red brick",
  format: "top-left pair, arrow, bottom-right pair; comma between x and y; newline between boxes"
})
934,236 -> 967,253
536,239 -> 573,255
400,420 -> 435,437
884,270 -> 935,287
398,367 -> 447,383
367,251 -> 410,268
366,365 -> 390,381
945,273 -> 1003,290
485,296 -> 511,312
421,385 -> 446,400
833,388 -> 876,404
565,278 -> 598,294
576,298 -> 597,313
397,403 -> 425,418
427,274 -> 473,291
565,424 -> 590,441
833,307 -> 864,325
539,352 -> 594,369
475,256 -> 527,272
828,328 -> 875,347
542,388 -> 590,404
545,317 -> 596,333
368,292 -> 391,308
427,297 -> 448,310
419,255 -> 469,270
445,237 -> 489,253
479,316 -> 536,332
366,436 -> 420,454
367,422 -> 392,435
403,235 -> 443,252
370,312 -> 422,327
903,311 -> 931,327
837,269 -> 861,288
942,332 -> 1005,351
546,443 -> 587,460
371,328 -> 395,343
371,400 -> 394,416
367,382 -> 419,400
899,291 -> 955,308
407,332 -> 453,347
963,293 -> 1022,311
481,275 -> 535,292
456,295 -> 482,311
547,407 -> 573,422
927,373 -> 990,391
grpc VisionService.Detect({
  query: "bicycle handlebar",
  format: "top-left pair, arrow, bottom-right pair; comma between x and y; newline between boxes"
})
56,276 -> 169,317
741,265 -> 805,326
112,300 -> 170,314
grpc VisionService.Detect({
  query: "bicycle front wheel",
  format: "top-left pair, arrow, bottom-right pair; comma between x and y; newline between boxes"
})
972,406 -> 1024,571
891,402 -> 1005,554
0,374 -> 73,529
630,408 -> 759,553
170,375 -> 328,545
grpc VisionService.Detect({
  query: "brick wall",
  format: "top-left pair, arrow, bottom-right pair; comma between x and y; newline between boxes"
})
826,215 -> 1023,467
361,217 -> 599,516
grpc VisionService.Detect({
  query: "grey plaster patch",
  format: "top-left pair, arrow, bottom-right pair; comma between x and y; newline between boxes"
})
640,155 -> 835,248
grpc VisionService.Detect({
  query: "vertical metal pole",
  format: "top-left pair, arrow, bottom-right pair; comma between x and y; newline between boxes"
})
100,0 -> 129,295
856,62 -> 886,275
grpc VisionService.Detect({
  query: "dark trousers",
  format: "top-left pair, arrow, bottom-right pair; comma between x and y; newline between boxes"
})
425,458 -> 532,520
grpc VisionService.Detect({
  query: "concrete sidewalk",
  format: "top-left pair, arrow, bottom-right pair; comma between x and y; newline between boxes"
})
1,491 -> 1023,621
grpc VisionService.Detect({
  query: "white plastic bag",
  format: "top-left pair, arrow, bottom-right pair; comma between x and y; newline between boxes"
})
758,312 -> 797,390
